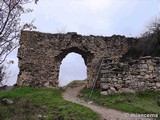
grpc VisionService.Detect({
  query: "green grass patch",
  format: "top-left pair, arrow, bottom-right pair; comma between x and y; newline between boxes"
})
0,87 -> 100,120
80,88 -> 160,118
63,80 -> 86,88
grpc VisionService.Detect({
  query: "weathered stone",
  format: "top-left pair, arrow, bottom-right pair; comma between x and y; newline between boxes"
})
100,83 -> 109,90
114,84 -> 122,89
141,56 -> 152,59
141,64 -> 148,69
110,87 -> 116,92
153,86 -> 157,89
119,88 -> 135,93
100,78 -> 106,83
148,78 -> 154,82
118,80 -> 124,84
100,91 -> 108,95
88,101 -> 93,105
146,59 -> 152,64
131,71 -> 139,75
137,75 -> 143,79
125,80 -> 131,84
145,83 -> 153,87
37,115 -> 43,118
144,75 -> 150,79
118,77 -> 122,80
140,60 -> 145,64
140,82 -> 145,86
140,69 -> 147,72
156,83 -> 160,88
149,74 -> 153,79
101,70 -> 107,74
147,71 -> 152,74
112,78 -> 118,82
1,98 -> 14,105
140,72 -> 145,76
101,78 -> 112,83
148,66 -> 154,71
117,74 -> 123,78
155,78 -> 160,82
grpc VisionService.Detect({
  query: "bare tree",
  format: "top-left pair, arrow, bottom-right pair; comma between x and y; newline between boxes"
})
0,0 -> 36,64
142,17 -> 160,37
0,0 -> 36,85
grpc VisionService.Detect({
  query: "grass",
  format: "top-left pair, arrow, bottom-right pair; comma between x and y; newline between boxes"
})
80,88 -> 160,119
0,87 -> 100,120
60,80 -> 87,91
65,80 -> 86,88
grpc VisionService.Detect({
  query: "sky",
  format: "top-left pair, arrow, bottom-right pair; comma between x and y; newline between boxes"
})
4,0 -> 160,86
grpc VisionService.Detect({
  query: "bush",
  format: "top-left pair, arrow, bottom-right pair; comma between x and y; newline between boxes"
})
121,30 -> 160,61
121,17 -> 160,61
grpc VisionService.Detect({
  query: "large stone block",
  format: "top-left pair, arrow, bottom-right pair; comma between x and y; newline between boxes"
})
156,83 -> 160,88
148,66 -> 154,71
141,64 -> 148,69
100,83 -> 109,90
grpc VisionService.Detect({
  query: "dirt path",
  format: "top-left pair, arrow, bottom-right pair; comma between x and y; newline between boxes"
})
62,83 -> 152,120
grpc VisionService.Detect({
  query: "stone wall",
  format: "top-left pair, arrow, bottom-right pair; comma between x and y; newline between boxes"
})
17,31 -> 135,88
100,56 -> 160,95
17,31 -> 160,94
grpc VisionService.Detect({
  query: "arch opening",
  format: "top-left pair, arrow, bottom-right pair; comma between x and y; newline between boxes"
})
55,47 -> 94,64
58,52 -> 87,86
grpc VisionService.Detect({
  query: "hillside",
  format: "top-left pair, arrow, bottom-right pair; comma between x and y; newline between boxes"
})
0,87 -> 100,120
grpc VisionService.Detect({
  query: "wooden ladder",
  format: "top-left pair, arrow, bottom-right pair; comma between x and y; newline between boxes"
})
89,57 -> 105,100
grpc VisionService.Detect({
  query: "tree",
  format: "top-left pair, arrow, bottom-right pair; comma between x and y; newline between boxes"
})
121,17 -> 160,62
0,65 -> 5,86
142,17 -> 160,37
0,0 -> 36,85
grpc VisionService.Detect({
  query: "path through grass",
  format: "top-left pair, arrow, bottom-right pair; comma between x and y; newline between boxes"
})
80,88 -> 160,119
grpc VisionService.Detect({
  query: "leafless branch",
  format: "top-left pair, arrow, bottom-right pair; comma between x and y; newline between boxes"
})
0,0 -> 36,84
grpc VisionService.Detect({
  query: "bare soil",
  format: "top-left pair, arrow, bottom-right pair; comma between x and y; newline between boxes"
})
62,82 -> 152,120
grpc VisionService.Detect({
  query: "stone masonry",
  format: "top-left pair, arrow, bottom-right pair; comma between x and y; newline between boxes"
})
100,56 -> 160,95
17,31 -> 160,93
17,31 -> 133,88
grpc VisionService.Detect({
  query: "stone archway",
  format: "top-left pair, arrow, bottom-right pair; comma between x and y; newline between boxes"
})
17,31 -> 131,88
55,47 -> 94,87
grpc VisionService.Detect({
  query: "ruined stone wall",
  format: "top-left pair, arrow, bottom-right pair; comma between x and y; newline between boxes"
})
100,56 -> 160,95
17,31 -> 160,93
17,31 -> 133,88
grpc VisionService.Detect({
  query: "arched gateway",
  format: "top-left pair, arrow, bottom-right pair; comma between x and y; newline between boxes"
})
17,31 -> 131,88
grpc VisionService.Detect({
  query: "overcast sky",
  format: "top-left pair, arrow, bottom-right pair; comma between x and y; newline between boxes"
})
5,0 -> 160,86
